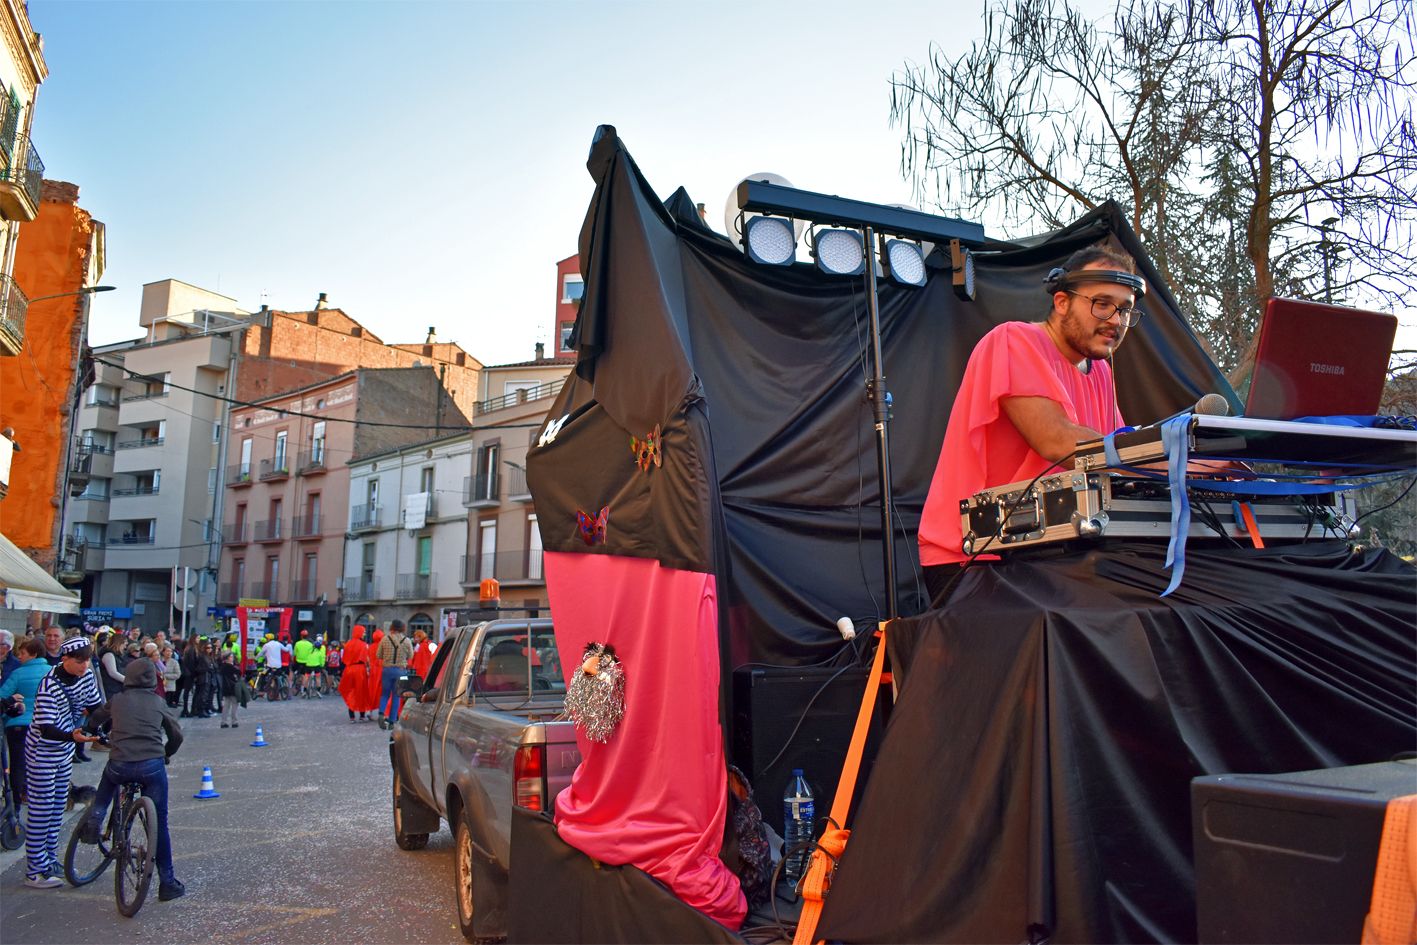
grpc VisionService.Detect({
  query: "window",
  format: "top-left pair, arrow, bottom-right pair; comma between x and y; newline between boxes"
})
235,503 -> 247,531
478,519 -> 497,581
234,559 -> 246,591
303,553 -> 317,589
562,274 -> 584,303
207,467 -> 216,494
504,379 -> 539,399
420,466 -> 434,495
240,437 -> 252,476
559,323 -> 574,353
274,431 -> 288,471
310,421 -> 326,464
471,625 -> 563,697
368,478 -> 380,508
417,536 -> 433,576
213,421 -> 221,443
527,513 -> 543,581
266,556 -> 280,595
475,442 -> 500,501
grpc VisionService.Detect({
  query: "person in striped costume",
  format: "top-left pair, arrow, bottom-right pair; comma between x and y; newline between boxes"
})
22,636 -> 103,888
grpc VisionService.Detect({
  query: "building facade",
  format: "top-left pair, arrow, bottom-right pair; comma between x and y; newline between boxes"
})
0,0 -> 46,358
223,368 -> 471,639
2,180 -> 104,576
553,254 -> 583,357
342,431 -> 475,639
458,346 -> 573,615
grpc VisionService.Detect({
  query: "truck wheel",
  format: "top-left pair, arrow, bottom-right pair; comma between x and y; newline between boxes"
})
392,769 -> 429,851
454,809 -> 477,941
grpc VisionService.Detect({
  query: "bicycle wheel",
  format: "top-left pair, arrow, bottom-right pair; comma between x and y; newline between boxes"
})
115,796 -> 157,917
0,800 -> 22,851
64,804 -> 115,886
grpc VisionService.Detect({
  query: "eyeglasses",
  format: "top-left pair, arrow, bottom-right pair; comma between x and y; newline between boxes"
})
1065,291 -> 1144,327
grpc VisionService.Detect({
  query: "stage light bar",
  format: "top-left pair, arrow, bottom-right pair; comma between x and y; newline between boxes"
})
882,239 -> 926,287
737,178 -> 986,247
814,228 -> 865,276
743,215 -> 797,266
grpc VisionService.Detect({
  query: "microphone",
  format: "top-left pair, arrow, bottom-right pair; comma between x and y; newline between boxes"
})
1154,393 -> 1230,425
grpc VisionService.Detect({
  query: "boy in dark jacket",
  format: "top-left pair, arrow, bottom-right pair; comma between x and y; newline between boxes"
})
79,658 -> 186,901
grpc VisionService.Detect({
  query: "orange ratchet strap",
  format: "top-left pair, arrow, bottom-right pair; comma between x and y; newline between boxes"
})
792,622 -> 890,945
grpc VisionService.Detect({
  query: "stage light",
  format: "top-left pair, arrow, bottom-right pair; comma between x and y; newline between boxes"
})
813,228 -> 865,276
881,239 -> 926,287
743,215 -> 797,266
950,239 -> 976,301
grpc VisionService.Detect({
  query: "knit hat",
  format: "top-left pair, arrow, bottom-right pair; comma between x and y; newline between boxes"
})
60,637 -> 92,657
123,658 -> 158,690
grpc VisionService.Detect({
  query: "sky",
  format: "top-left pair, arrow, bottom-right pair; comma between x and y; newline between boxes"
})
28,0 -> 1018,366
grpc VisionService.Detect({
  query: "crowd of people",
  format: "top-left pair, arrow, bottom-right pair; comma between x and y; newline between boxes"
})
0,616 -> 440,894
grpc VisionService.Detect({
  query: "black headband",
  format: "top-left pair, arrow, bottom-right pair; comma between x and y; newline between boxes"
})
1044,266 -> 1147,297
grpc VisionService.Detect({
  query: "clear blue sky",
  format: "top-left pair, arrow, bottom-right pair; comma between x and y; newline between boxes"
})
30,0 -> 998,365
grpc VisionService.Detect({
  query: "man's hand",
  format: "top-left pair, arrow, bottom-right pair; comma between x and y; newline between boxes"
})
73,729 -> 99,744
1001,396 -> 1103,465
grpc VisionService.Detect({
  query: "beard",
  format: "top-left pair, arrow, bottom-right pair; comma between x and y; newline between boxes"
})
1057,301 -> 1124,361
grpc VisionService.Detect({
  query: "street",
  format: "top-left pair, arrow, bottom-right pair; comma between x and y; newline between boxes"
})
1,693 -> 465,944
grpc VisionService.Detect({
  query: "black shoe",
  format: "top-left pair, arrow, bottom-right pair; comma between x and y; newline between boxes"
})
180,711 -> 191,718
158,878 -> 186,901
233,723 -> 239,728
74,753 -> 91,763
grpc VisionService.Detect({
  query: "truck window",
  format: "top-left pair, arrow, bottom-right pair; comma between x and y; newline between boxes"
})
469,626 -> 564,699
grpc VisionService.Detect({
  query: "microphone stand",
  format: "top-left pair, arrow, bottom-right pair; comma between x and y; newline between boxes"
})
861,225 -> 899,621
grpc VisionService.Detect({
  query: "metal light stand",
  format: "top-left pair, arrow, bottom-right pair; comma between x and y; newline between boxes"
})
860,225 -> 898,620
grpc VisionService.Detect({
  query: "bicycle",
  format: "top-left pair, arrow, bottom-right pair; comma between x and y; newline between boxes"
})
0,734 -> 23,851
64,779 -> 157,916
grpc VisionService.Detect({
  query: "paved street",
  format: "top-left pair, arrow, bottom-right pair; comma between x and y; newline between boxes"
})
1,694 -> 465,944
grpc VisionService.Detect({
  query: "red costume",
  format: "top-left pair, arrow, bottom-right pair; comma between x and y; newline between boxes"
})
339,626 -> 379,713
918,321 -> 1123,566
409,638 -> 435,681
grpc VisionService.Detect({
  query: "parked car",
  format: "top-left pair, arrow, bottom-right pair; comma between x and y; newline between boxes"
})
389,618 -> 580,942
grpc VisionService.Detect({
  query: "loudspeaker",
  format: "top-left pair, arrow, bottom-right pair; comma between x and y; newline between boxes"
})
730,665 -> 888,837
1192,759 -> 1417,944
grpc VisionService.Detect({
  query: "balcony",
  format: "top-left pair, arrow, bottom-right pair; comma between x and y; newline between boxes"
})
345,576 -> 380,602
288,578 -> 320,602
253,519 -> 284,542
463,472 -> 499,508
395,573 -> 437,600
248,581 -> 281,603
121,388 -> 168,403
107,534 -> 155,546
460,550 -> 545,585
297,449 -> 327,476
116,436 -> 163,450
292,514 -> 322,540
506,466 -> 532,501
0,133 -> 43,222
349,504 -> 381,531
0,272 -> 27,355
228,463 -> 254,487
473,378 -> 565,417
259,457 -> 291,481
218,583 -> 244,604
112,483 -> 160,498
224,521 -> 249,545
399,493 -> 438,527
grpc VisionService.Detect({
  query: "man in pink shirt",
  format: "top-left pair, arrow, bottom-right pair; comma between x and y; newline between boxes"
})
918,245 -> 1146,601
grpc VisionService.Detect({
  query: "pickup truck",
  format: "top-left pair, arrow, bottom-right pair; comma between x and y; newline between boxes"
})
389,618 -> 581,942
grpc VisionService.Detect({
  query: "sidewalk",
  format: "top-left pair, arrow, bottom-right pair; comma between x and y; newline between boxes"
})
0,744 -> 105,874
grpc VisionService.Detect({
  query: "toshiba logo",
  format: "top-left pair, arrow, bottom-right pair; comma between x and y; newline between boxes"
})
1310,362 -> 1345,376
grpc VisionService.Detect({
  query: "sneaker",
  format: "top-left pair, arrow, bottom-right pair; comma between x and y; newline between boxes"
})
24,875 -> 64,889
158,878 -> 186,901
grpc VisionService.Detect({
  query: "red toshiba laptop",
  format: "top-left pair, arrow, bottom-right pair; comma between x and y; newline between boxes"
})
1244,297 -> 1398,420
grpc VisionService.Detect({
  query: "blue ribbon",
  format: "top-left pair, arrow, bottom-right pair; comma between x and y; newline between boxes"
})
1160,416 -> 1191,597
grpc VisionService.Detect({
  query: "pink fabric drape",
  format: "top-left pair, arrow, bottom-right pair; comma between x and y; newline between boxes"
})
545,550 -> 746,929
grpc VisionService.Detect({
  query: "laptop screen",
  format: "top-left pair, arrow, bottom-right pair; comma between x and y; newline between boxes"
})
1244,297 -> 1397,420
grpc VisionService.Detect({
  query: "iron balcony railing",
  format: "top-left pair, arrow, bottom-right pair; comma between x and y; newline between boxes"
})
460,549 -> 545,584
248,581 -> 281,602
224,521 -> 249,544
111,484 -> 160,497
218,583 -> 244,604
228,462 -> 253,486
0,272 -> 28,352
350,504 -> 381,531
253,519 -> 283,542
297,449 -> 327,475
288,579 -> 319,602
463,472 -> 499,505
116,436 -> 163,450
121,388 -> 168,402
259,457 -> 291,480
0,134 -> 43,210
506,466 -> 531,498
346,576 -> 379,601
78,441 -> 114,455
395,573 -> 436,600
473,378 -> 565,416
293,514 -> 321,539
108,533 -> 155,545
74,488 -> 110,503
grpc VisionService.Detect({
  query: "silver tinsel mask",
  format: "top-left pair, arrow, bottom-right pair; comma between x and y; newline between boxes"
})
565,642 -> 625,743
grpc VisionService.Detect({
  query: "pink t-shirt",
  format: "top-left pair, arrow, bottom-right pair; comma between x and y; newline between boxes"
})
918,321 -> 1123,566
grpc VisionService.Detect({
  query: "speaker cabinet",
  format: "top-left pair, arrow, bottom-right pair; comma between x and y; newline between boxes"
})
731,665 -> 888,837
1192,760 -> 1417,944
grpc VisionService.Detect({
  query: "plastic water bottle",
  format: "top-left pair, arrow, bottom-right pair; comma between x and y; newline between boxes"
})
782,768 -> 815,886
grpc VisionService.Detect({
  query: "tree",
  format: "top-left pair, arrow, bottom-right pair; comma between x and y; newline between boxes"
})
891,0 -> 1417,384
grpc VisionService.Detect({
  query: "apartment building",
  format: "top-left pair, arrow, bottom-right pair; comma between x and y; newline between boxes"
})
342,431 -> 474,639
0,0 -> 46,357
458,344 -> 573,614
222,368 -> 469,638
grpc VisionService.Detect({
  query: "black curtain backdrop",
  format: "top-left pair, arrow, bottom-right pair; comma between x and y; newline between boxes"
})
816,540 -> 1417,944
527,126 -> 1238,670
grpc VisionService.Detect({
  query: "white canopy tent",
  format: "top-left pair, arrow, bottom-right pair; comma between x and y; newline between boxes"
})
0,532 -> 80,614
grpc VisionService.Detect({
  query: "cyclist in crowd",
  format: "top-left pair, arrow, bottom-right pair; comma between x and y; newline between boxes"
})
23,637 -> 103,888
78,657 -> 185,902
292,629 -> 314,697
325,638 -> 343,684
259,634 -> 291,698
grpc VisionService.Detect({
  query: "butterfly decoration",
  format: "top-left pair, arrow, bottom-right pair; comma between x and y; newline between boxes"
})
574,506 -> 609,546
630,424 -> 662,472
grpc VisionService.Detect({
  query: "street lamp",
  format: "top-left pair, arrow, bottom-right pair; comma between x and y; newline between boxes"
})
26,284 -> 115,305
1319,218 -> 1340,304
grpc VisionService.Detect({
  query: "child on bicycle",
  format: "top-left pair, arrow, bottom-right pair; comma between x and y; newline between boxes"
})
77,657 -> 185,902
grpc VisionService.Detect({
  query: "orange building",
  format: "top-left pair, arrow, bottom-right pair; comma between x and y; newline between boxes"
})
0,180 -> 104,574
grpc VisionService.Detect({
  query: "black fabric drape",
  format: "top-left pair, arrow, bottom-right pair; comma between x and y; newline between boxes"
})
817,540 -> 1417,944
